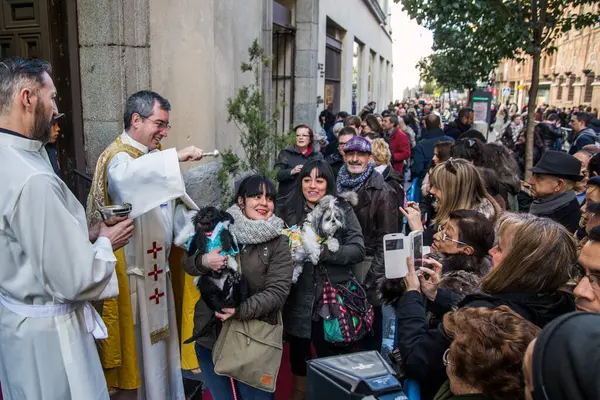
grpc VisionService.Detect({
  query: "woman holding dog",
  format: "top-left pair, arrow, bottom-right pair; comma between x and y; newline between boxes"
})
183,175 -> 292,400
280,159 -> 366,400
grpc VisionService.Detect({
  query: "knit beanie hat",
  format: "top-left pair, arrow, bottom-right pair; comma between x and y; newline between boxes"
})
532,311 -> 600,400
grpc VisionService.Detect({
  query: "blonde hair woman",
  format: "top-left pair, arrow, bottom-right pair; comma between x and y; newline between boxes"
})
401,158 -> 501,245
429,158 -> 501,227
395,213 -> 576,399
371,138 -> 404,213
397,117 -> 416,148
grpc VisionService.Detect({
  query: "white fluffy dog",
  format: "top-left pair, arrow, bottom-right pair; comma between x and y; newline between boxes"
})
290,192 -> 358,283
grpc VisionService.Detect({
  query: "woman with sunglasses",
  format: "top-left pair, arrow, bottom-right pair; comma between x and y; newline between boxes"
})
401,158 -> 501,246
395,213 -> 576,400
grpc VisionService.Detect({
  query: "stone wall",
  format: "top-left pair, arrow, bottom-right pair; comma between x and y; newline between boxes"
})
149,0 -> 264,173
77,0 -> 265,172
77,0 -> 151,171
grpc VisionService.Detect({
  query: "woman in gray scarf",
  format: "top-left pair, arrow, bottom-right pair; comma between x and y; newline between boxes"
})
183,175 -> 292,400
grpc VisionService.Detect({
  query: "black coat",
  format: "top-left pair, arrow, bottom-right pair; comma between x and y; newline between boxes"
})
352,171 -> 400,305
281,200 -> 365,339
530,195 -> 582,233
326,153 -> 344,177
381,165 -> 405,209
395,289 -> 575,400
274,146 -> 324,207
443,118 -> 471,140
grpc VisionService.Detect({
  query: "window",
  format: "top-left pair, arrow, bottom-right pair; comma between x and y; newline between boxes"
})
585,75 -> 594,103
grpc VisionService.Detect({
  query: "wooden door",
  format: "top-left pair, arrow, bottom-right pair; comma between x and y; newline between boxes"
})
0,0 -> 87,203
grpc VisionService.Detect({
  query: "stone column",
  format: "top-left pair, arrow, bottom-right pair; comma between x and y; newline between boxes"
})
77,0 -> 151,170
359,45 -> 370,110
294,0 -> 319,128
340,32 -> 354,112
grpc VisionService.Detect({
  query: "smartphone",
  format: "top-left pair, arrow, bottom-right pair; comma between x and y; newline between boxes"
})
384,233 -> 409,279
384,231 -> 423,278
412,231 -> 424,271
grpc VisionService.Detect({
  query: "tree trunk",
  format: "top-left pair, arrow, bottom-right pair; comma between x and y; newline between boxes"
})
525,0 -> 544,181
524,50 -> 541,181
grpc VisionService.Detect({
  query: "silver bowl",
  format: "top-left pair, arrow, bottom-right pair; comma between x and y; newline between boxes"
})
98,203 -> 132,221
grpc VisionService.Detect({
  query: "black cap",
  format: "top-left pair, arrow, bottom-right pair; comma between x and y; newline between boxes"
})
532,312 -> 600,400
588,176 -> 600,187
529,150 -> 584,181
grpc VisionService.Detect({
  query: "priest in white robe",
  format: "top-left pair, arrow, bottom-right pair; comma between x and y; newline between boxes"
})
0,59 -> 135,400
86,90 -> 202,400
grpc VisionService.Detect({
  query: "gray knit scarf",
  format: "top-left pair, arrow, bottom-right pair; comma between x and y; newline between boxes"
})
226,204 -> 284,244
530,191 -> 577,216
337,161 -> 376,194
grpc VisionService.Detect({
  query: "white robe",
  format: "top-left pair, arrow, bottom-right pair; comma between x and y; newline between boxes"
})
106,133 -> 197,400
0,132 -> 118,400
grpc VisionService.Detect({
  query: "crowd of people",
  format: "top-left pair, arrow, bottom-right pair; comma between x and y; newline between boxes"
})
2,56 -> 600,400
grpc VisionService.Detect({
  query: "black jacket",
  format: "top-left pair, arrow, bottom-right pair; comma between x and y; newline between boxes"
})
537,122 -> 562,150
352,171 -> 400,305
381,165 -> 405,212
443,119 -> 471,140
411,128 -> 455,180
274,146 -> 324,207
326,153 -> 344,177
530,195 -> 581,233
395,289 -> 575,400
281,200 -> 365,339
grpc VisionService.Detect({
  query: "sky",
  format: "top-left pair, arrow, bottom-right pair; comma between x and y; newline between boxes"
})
390,2 -> 433,100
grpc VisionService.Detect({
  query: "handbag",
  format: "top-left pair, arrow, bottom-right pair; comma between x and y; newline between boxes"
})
319,266 -> 374,344
211,255 -> 283,393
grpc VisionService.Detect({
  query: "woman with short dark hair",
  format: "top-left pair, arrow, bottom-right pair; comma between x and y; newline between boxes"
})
274,125 -> 324,210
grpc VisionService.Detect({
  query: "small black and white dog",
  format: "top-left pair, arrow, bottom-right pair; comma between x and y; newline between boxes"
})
182,206 -> 249,343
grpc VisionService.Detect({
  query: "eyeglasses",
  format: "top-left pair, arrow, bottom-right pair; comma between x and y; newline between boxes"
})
437,225 -> 469,246
568,261 -> 600,290
443,349 -> 451,367
143,117 -> 171,131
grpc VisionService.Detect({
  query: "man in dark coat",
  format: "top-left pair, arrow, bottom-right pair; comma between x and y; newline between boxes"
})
412,114 -> 455,180
336,136 -> 399,353
326,126 -> 356,177
443,107 -> 473,139
528,150 -> 584,233
569,112 -> 598,155
538,113 -> 562,150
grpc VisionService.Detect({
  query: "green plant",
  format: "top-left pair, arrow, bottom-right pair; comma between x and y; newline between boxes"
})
218,39 -> 293,207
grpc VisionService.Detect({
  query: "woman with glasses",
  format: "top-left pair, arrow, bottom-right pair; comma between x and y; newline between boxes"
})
361,114 -> 383,141
395,213 -> 576,399
401,158 -> 501,246
437,306 -> 540,400
274,124 -> 324,210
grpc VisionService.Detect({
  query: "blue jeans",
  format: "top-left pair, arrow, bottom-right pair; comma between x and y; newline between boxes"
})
195,343 -> 274,400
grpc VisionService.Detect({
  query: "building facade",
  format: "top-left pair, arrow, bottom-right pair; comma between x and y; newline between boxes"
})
0,0 -> 393,201
496,11 -> 600,112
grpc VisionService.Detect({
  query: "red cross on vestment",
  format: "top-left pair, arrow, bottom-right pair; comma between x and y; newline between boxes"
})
146,241 -> 163,259
148,264 -> 164,281
149,288 -> 165,304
